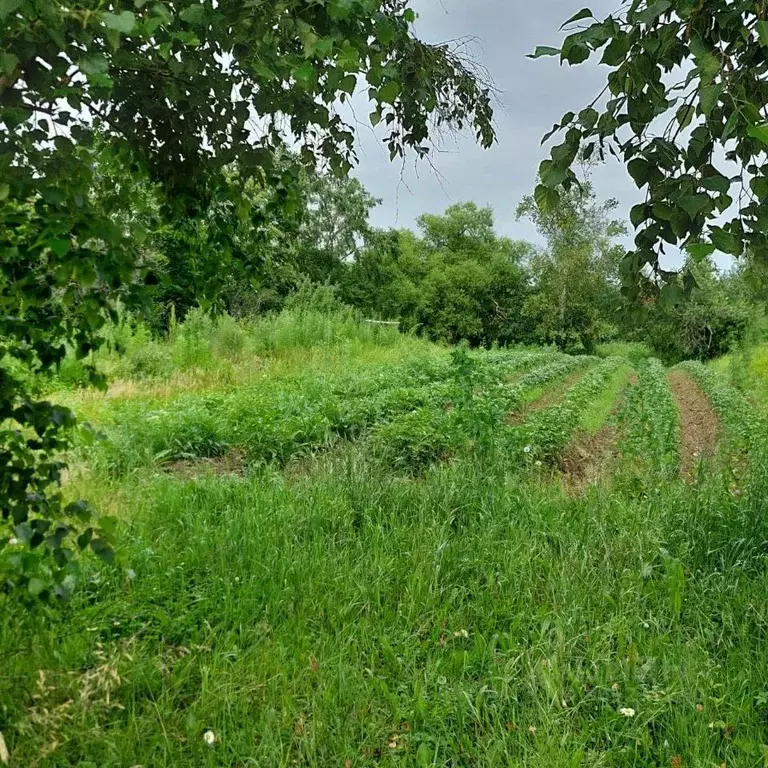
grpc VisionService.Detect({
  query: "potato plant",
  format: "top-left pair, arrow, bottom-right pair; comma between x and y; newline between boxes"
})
503,358 -> 625,465
617,358 -> 679,481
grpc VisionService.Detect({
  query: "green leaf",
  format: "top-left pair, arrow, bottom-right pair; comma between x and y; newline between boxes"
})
103,10 -> 136,33
179,5 -> 206,24
539,159 -> 568,187
77,528 -> 93,550
630,203 -> 649,227
534,184 -> 560,213
292,62 -> 315,84
79,54 -> 108,76
369,109 -> 382,127
0,183 -> 8,201
691,38 -> 720,82
561,39 -> 590,65
561,8 -> 593,28
676,104 -> 695,130
90,537 -> 115,564
48,238 -> 71,257
601,33 -> 631,66
527,46 -> 560,59
627,158 -> 650,187
578,107 -> 599,130
686,243 -> 715,259
700,174 -> 730,194
660,283 -> 683,308
636,0 -> 671,24
1,51 -> 18,76
710,227 -> 743,256
699,82 -> 723,115
340,74 -> 356,95
747,122 -> 768,147
378,80 -> 401,104
722,111 -> 739,142
679,193 -> 710,219
756,20 -> 768,46
28,577 -> 46,597
0,0 -> 21,20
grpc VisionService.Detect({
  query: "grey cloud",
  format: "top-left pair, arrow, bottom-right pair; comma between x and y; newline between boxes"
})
348,1 -> 639,246
347,1 -> 730,270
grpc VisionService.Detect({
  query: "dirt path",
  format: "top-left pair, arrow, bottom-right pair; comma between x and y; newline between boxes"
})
561,423 -> 618,491
560,370 -> 639,492
667,370 -> 720,480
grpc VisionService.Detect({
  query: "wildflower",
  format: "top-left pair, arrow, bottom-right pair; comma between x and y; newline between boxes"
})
453,629 -> 469,639
523,445 -> 532,454
202,729 -> 216,746
7,538 -> 18,546
619,707 -> 636,717
528,725 -> 537,734
535,460 -> 543,467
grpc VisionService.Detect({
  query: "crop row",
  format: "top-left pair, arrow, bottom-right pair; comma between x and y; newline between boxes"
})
617,358 -> 678,480
91,348 -> 559,475
501,357 -> 626,464
370,355 -> 596,471
676,360 -> 767,454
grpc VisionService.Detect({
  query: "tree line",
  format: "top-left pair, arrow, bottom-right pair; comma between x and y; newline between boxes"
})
107,153 -> 758,364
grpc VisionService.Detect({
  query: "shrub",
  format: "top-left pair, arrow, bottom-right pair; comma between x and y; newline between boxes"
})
126,343 -> 173,380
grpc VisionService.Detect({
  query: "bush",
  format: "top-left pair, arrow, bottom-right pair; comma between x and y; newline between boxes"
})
596,341 -> 652,364
126,342 -> 173,380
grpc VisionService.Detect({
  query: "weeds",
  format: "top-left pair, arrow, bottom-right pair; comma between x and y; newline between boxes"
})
3,314 -> 768,767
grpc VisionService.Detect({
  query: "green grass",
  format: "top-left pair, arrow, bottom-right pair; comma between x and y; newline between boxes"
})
4,316 -> 768,767
577,363 -> 633,435
595,341 -> 653,365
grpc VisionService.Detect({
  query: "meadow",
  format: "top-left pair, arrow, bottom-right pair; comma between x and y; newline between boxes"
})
2,308 -> 768,767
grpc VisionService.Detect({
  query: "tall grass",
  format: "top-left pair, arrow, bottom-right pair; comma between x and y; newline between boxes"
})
3,435 -> 768,766
6,317 -> 768,766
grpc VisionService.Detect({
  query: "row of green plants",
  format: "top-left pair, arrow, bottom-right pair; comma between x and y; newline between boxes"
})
92,348 -> 563,475
678,361 -> 767,456
370,352 -> 594,471
502,357 -> 628,465
617,359 -> 679,481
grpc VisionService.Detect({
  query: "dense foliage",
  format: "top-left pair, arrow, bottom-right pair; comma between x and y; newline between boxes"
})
532,0 -> 768,303
0,1 -> 496,598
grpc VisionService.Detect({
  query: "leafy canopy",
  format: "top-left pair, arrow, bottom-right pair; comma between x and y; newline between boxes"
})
0,0 -> 495,600
531,0 -> 768,305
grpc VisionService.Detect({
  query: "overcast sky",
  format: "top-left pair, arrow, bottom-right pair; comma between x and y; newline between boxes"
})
346,0 -> 640,247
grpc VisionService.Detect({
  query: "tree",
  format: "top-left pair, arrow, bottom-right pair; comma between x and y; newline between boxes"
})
415,252 -> 530,346
417,202 -> 496,257
531,1 -> 768,304
292,174 -> 381,284
0,1 -> 496,599
340,229 -> 425,320
517,181 -> 625,352
630,258 -> 752,362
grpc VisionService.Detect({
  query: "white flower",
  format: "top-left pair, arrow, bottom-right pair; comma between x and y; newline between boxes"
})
8,538 -> 18,546
535,460 -> 543,467
202,730 -> 216,746
619,707 -> 636,718
523,445 -> 532,454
